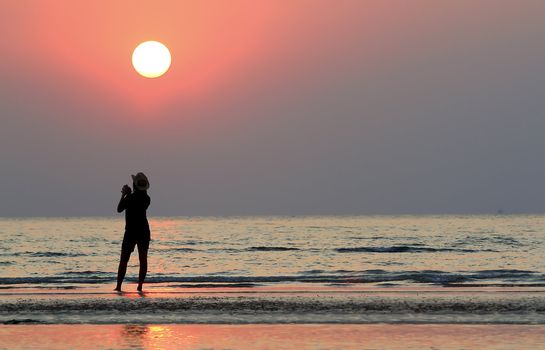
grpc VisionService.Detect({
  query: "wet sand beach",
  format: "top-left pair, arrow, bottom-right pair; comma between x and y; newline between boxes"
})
2,324 -> 545,350
2,285 -> 545,349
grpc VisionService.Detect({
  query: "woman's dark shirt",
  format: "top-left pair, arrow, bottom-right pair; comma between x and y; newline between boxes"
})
117,190 -> 151,240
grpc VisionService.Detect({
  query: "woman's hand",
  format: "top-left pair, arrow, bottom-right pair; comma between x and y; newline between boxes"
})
121,184 -> 132,196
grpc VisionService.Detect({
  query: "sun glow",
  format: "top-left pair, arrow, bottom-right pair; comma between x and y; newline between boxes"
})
132,41 -> 171,78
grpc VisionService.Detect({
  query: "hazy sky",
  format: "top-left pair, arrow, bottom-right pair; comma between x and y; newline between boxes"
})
2,1 -> 545,216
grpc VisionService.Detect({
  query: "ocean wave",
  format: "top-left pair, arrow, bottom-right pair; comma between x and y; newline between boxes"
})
3,294 -> 545,314
63,271 -> 112,276
247,246 -> 300,252
160,240 -> 220,246
0,269 -> 539,286
169,248 -> 199,252
299,269 -> 326,274
0,285 -> 79,290
4,246 -> 499,256
205,247 -> 301,253
8,251 -> 86,258
3,319 -> 43,324
335,246 -> 492,253
452,235 -> 522,248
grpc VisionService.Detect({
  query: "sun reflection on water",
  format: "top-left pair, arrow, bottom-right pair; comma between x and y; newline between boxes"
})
121,325 -> 201,349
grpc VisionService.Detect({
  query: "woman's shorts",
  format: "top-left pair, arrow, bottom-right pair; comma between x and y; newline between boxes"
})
121,237 -> 150,253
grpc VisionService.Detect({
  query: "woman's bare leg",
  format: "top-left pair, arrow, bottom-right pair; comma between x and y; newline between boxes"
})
137,244 -> 148,291
115,250 -> 131,291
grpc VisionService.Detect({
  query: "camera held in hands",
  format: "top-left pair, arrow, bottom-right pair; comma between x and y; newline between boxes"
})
121,184 -> 132,196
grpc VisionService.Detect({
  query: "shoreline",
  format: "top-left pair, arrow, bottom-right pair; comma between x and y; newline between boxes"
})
3,285 -> 545,325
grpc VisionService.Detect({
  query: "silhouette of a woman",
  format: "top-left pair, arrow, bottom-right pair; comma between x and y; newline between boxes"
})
115,172 -> 151,292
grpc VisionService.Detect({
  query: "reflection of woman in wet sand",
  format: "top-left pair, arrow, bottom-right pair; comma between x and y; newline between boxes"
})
115,172 -> 151,292
122,324 -> 148,349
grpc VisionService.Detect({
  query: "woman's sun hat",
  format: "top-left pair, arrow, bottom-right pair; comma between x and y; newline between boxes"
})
131,172 -> 150,191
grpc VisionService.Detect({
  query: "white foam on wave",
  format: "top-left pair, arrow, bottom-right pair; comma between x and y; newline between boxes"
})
2,291 -> 545,324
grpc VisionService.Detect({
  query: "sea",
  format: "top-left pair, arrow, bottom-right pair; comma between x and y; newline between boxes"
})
1,215 -> 545,325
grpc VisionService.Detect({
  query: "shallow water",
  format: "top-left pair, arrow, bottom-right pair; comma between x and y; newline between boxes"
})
4,289 -> 545,324
0,215 -> 544,288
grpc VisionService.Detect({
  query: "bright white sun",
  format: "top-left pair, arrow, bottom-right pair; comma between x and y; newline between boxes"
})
132,41 -> 171,78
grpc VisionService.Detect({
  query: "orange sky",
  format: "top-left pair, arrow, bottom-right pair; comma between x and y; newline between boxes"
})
1,1 -> 420,118
3,1 -> 288,111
